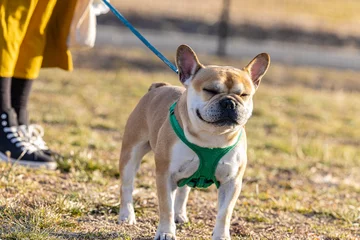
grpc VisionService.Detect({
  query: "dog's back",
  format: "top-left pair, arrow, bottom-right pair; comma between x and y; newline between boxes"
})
128,83 -> 184,141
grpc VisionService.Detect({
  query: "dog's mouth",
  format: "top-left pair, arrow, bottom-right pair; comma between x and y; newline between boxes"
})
196,109 -> 238,126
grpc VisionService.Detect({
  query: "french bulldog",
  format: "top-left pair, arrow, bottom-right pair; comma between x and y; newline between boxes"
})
118,45 -> 270,239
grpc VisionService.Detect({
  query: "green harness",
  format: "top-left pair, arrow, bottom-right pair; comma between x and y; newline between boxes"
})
169,102 -> 242,189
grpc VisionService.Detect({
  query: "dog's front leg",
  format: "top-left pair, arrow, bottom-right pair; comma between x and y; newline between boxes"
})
212,174 -> 243,240
155,169 -> 177,240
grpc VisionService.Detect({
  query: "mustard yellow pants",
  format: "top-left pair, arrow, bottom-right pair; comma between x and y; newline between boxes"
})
0,0 -> 57,79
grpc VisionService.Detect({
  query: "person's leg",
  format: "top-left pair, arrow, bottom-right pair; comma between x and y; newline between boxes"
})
0,0 -> 37,127
11,77 -> 33,125
0,77 -> 12,113
12,0 -> 57,121
0,0 -> 37,120
12,0 -> 57,154
0,0 -> 55,168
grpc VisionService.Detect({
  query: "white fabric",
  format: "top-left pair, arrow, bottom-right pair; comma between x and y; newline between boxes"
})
67,0 -> 110,50
92,0 -> 110,16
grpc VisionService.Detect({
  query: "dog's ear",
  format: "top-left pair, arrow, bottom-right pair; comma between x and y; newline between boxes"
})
244,53 -> 270,89
176,45 -> 203,86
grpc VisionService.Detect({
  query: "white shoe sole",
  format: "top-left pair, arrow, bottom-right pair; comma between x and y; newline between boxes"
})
0,151 -> 57,170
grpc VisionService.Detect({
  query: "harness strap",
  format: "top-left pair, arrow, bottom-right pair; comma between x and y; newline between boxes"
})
169,102 -> 242,188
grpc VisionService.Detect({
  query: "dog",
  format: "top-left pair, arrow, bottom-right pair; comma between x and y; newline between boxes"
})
118,45 -> 270,239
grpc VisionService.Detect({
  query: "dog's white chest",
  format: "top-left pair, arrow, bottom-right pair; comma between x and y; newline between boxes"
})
169,140 -> 246,185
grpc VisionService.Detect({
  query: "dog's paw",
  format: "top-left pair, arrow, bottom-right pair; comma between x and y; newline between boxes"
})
212,234 -> 230,240
174,213 -> 189,224
118,214 -> 136,225
155,222 -> 176,239
154,232 -> 176,240
212,237 -> 230,240
118,206 -> 136,225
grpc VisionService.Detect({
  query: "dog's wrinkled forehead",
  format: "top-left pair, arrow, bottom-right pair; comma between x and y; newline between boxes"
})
191,66 -> 254,93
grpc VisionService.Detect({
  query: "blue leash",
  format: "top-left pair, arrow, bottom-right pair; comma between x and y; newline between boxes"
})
101,0 -> 178,74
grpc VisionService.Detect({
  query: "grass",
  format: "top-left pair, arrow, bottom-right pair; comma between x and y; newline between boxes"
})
0,46 -> 360,239
112,0 -> 360,37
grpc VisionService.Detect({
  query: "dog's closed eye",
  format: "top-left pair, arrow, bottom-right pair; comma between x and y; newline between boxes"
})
233,91 -> 250,99
203,88 -> 220,95
239,93 -> 250,100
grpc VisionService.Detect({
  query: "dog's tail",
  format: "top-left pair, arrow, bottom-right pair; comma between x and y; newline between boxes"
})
148,82 -> 171,92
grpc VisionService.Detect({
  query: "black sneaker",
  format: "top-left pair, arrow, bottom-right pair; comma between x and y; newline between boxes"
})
0,109 -> 57,170
17,124 -> 55,157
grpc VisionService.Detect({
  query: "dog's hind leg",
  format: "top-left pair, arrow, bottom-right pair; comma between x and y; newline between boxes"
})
174,186 -> 191,223
119,140 -> 151,224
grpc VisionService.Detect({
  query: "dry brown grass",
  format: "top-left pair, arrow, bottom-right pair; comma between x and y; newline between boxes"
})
112,0 -> 360,36
0,46 -> 359,239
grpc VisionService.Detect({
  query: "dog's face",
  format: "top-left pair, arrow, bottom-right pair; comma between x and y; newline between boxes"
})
176,45 -> 270,134
190,67 -> 255,130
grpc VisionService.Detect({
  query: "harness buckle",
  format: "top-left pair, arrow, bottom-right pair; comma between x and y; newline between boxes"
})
198,177 -> 206,188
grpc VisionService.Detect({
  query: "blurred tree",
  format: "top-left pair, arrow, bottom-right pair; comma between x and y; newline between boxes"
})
217,0 -> 231,56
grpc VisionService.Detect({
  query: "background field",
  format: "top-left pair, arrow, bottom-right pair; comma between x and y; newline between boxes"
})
0,46 -> 359,239
112,0 -> 360,36
1,0 -> 360,239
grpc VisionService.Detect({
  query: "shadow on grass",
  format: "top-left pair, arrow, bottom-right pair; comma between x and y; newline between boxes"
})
51,231 -> 130,240
98,14 -> 360,48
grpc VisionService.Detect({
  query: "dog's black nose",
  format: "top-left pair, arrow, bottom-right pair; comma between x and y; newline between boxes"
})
220,98 -> 237,110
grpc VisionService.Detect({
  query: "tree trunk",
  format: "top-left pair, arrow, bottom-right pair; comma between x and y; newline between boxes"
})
217,0 -> 231,56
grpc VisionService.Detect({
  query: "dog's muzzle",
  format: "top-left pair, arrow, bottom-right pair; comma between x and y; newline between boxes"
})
197,98 -> 242,126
